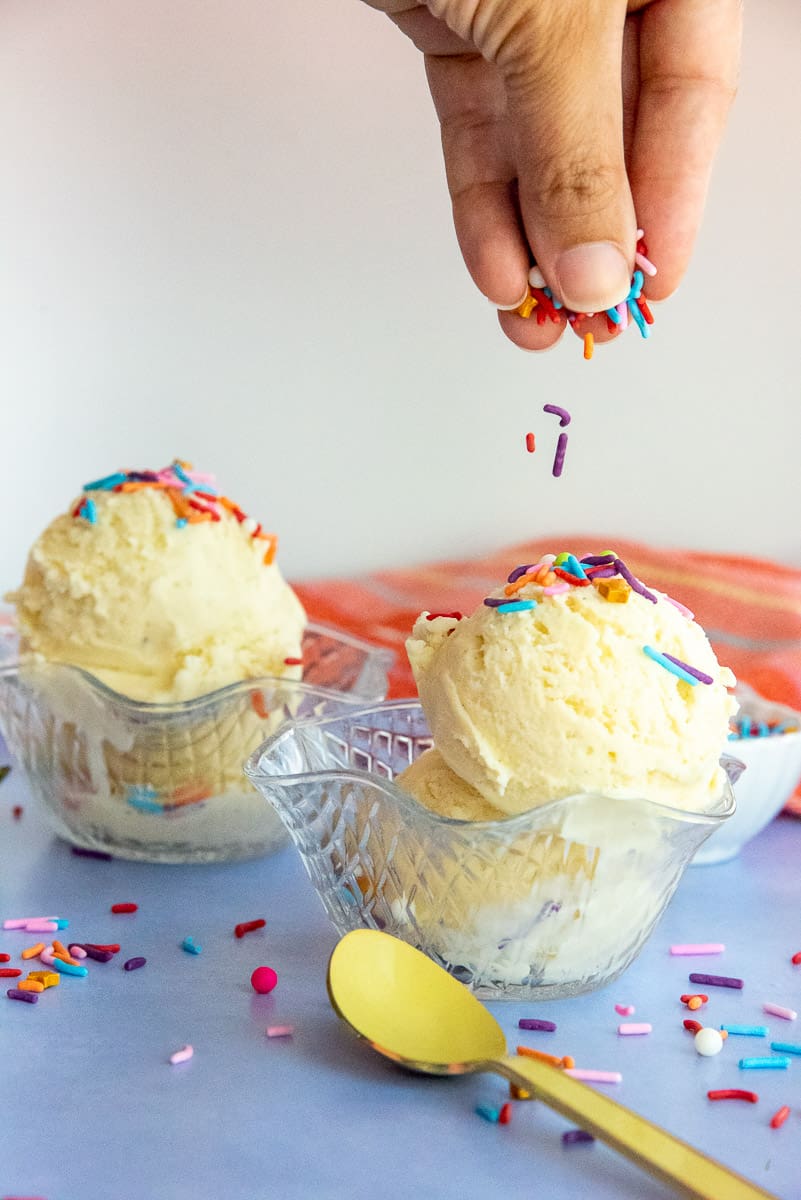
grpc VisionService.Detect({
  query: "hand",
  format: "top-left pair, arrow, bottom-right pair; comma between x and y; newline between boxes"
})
362,0 -> 741,349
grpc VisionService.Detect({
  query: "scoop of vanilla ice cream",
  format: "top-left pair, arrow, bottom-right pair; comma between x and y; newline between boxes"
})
9,474 -> 306,702
404,567 -> 737,815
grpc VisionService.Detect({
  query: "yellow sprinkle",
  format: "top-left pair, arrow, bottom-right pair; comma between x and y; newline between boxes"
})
595,577 -> 630,603
514,292 -> 538,319
27,970 -> 60,988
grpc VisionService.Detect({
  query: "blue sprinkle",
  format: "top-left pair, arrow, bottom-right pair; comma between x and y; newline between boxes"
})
172,462 -> 193,485
175,518 -> 188,529
182,936 -> 202,955
564,555 -> 587,580
643,646 -> 698,686
739,1057 -> 790,1070
770,1042 -> 801,1056
82,498 -> 97,524
83,472 -> 127,491
475,1105 -> 499,1123
605,307 -> 621,326
497,600 -> 537,614
55,919 -> 69,929
721,1025 -> 768,1037
627,298 -> 649,339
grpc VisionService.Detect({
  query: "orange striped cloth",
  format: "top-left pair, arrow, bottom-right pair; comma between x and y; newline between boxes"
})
294,536 -> 801,806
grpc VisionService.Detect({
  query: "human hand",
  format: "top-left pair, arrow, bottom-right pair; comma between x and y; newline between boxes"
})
362,0 -> 741,349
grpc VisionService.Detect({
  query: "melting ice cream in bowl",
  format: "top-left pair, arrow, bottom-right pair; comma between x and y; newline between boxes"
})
0,462 -> 392,863
246,552 -> 741,999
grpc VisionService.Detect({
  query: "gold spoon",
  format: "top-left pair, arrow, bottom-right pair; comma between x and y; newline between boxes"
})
327,929 -> 776,1200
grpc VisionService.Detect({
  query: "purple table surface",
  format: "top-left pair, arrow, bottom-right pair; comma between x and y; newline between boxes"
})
1,764 -> 799,1200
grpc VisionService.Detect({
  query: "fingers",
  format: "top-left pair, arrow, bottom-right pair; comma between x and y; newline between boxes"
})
628,0 -> 742,299
497,0 -> 637,314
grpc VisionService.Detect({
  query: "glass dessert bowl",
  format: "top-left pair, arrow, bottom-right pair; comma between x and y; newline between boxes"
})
0,619 -> 392,863
246,700 -> 741,1000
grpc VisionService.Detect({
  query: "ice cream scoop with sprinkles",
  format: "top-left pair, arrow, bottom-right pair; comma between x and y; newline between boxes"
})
406,551 -> 738,816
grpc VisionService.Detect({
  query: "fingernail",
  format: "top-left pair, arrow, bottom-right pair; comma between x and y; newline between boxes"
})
553,243 -> 631,313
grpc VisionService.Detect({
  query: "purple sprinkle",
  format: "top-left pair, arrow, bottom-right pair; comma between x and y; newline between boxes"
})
662,654 -> 713,685
77,946 -> 114,963
689,972 -> 744,990
483,597 -> 508,608
519,1019 -> 557,1032
7,988 -> 38,1004
587,565 -> 617,579
124,956 -> 147,971
543,404 -> 571,427
562,1130 -> 595,1146
507,564 -> 536,584
552,432 -> 568,478
580,554 -> 616,566
71,846 -> 113,860
614,559 -> 657,604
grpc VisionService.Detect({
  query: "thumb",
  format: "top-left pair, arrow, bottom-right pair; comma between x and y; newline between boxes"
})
499,0 -> 635,313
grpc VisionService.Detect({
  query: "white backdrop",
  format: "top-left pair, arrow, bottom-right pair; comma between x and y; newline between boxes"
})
1,0 -> 799,587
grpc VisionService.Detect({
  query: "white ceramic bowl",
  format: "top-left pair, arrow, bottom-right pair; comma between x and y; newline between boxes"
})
693,683 -> 801,865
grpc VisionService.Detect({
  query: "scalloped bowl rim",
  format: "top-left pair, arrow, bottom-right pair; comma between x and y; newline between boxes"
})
245,698 -> 739,831
0,618 -> 394,715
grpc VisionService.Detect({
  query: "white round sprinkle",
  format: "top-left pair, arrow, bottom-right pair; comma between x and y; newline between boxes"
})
694,1028 -> 724,1057
528,266 -> 546,289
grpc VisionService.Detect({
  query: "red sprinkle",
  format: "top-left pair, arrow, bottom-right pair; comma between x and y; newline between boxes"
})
791,952 -> 801,965
283,657 -> 303,666
683,1019 -> 703,1034
553,567 -> 591,587
498,1102 -> 512,1125
771,1105 -> 791,1129
86,943 -> 121,953
0,953 -> 10,963
250,690 -> 270,720
680,993 -> 709,1004
0,968 -> 23,978
234,919 -> 266,939
110,903 -> 138,914
425,612 -> 463,621
708,1090 -> 758,1104
12,805 -> 23,819
525,432 -> 536,454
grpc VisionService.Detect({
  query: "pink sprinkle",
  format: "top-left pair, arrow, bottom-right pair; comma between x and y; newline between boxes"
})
664,595 -> 695,621
542,583 -> 571,596
565,1069 -> 622,1085
670,944 -> 725,956
616,302 -> 628,330
68,944 -> 88,959
618,1023 -> 652,1036
614,1004 -> 635,1017
266,1025 -> 294,1038
764,1003 -> 797,1021
22,921 -> 59,933
2,918 -> 58,930
634,251 -> 658,277
169,1044 -> 194,1065
39,950 -> 57,966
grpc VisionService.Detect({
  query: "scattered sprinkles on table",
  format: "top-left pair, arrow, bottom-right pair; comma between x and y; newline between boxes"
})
729,715 -> 799,739
74,460 -> 278,563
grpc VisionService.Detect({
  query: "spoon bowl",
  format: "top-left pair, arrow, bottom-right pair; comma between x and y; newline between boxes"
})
328,930 -> 776,1200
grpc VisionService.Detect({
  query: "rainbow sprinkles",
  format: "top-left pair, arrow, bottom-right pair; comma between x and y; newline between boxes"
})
73,460 -> 278,564
476,551 -> 716,688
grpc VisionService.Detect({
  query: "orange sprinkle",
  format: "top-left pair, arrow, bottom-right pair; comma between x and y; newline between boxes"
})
262,538 -> 278,566
17,979 -> 44,993
251,691 -> 270,720
504,576 -> 532,598
561,1055 -> 575,1069
21,943 -> 45,960
167,488 -> 192,519
688,996 -> 703,1011
53,951 -> 80,966
516,1045 -> 563,1067
170,783 -> 212,807
583,332 -> 594,360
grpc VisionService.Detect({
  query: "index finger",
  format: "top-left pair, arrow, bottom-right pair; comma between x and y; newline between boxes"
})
628,0 -> 742,299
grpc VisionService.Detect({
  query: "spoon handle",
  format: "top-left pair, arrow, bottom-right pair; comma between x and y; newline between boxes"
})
495,1055 -> 777,1200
